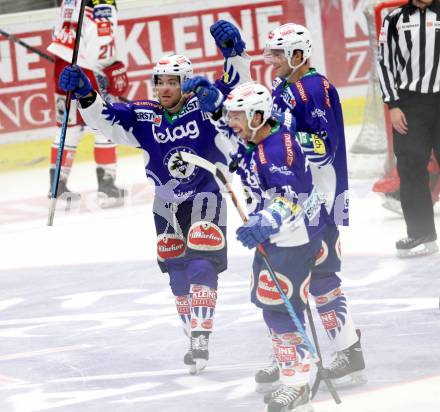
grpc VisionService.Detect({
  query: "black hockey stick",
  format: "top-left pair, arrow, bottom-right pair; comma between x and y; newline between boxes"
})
306,302 -> 332,399
177,151 -> 341,404
0,28 -> 56,63
0,28 -> 130,104
48,0 -> 88,226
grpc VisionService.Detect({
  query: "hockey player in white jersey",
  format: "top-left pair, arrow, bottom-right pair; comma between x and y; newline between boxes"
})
48,0 -> 128,208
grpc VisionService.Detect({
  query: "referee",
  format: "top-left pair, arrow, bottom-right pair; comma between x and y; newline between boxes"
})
377,0 -> 440,257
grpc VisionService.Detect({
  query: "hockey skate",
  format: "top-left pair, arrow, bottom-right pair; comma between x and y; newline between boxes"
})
48,169 -> 81,203
322,332 -> 366,389
255,362 -> 281,394
381,191 -> 402,215
396,235 -> 439,258
188,332 -> 209,375
96,167 -> 127,209
264,384 -> 313,412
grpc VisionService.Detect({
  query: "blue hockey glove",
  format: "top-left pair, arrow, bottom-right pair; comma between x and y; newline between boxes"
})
182,76 -> 224,112
236,210 -> 282,249
59,65 -> 92,99
295,132 -> 332,166
271,109 -> 297,136
210,20 -> 246,58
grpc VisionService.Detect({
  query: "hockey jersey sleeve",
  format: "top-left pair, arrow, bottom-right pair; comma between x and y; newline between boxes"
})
78,93 -> 141,147
292,77 -> 346,165
214,55 -> 252,96
376,10 -> 401,106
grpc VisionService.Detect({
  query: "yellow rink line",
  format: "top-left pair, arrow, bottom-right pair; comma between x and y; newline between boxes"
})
0,97 -> 365,173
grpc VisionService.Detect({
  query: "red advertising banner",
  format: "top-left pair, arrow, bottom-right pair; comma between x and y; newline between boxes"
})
0,0 -> 371,140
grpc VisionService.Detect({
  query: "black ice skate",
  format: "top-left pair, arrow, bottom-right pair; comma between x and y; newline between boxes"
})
189,331 -> 209,375
255,362 -> 280,394
264,384 -> 313,412
96,167 -> 127,209
396,235 -> 438,258
48,169 -> 81,203
323,331 -> 366,389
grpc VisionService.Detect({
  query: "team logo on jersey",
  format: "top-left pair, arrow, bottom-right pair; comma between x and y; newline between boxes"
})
154,120 -> 200,143
134,109 -> 162,125
256,270 -> 293,306
164,147 -> 198,183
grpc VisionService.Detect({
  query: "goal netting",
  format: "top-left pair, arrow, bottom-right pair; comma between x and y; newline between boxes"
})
349,0 -> 405,178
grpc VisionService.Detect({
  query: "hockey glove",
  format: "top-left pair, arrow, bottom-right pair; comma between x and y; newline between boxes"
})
182,76 -> 224,112
210,20 -> 246,58
103,61 -> 129,96
59,65 -> 92,99
271,109 -> 297,136
236,210 -> 282,249
296,132 -> 332,166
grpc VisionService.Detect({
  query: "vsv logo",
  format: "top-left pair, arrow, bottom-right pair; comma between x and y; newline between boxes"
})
154,120 -> 200,143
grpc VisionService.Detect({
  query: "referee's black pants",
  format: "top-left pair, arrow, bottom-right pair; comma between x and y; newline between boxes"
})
393,91 -> 440,240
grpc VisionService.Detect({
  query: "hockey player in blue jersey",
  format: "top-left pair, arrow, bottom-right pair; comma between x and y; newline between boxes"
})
210,20 -> 366,390
224,81 -> 330,412
58,54 -> 231,375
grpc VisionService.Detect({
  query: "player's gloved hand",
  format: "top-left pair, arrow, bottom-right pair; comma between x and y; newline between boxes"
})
59,65 -> 92,99
295,132 -> 332,166
182,76 -> 224,112
103,60 -> 129,96
210,20 -> 246,58
271,109 -> 297,136
236,210 -> 282,249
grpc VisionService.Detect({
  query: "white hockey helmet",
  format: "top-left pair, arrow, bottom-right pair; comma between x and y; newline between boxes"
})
223,82 -> 273,142
153,54 -> 193,85
264,23 -> 312,71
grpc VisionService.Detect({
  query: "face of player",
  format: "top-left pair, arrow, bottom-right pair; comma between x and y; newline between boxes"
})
155,75 -> 182,109
412,0 -> 433,9
264,49 -> 292,79
226,111 -> 252,143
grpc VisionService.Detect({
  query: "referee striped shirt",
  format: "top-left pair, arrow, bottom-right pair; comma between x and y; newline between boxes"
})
377,1 -> 440,106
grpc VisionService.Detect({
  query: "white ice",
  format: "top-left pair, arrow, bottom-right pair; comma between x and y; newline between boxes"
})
0,126 -> 439,412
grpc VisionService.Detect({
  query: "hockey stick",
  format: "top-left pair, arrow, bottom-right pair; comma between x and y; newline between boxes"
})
0,28 -> 130,104
47,0 -> 88,226
306,302 -> 333,400
177,151 -> 341,404
0,28 -> 56,63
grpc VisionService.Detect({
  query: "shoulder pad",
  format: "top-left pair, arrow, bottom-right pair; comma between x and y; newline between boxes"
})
272,77 -> 283,90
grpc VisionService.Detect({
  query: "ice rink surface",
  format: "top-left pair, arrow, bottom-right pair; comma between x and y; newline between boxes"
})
1,129 -> 440,412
